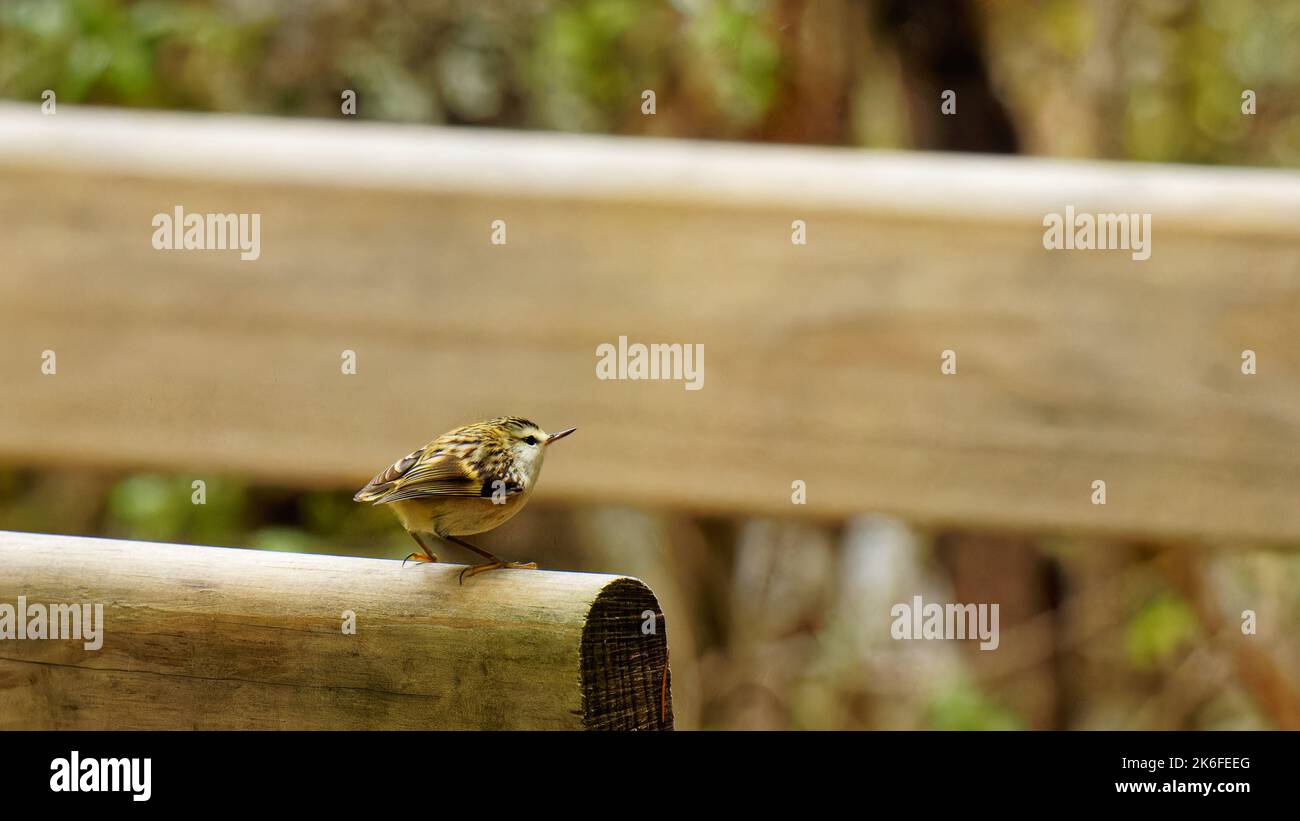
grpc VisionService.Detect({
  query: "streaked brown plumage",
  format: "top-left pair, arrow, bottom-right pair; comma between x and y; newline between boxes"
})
355,417 -> 576,582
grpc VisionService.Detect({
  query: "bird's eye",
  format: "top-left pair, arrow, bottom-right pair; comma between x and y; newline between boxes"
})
523,435 -> 539,446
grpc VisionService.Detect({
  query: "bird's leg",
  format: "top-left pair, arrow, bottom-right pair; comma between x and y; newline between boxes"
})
442,534 -> 500,561
402,532 -> 439,567
440,535 -> 537,584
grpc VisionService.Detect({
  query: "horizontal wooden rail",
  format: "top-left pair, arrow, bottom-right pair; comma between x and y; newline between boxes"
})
2,104 -> 1300,541
0,530 -> 673,730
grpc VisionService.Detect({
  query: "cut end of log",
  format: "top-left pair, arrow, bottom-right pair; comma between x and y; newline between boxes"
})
581,577 -> 673,730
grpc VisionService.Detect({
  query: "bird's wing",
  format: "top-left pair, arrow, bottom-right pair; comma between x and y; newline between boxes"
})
354,443 -> 523,504
353,446 -> 429,502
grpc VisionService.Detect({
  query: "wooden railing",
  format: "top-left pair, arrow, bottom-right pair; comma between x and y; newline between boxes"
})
2,103 -> 1300,543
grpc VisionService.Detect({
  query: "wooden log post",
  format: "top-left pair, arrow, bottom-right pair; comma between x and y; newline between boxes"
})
0,531 -> 673,730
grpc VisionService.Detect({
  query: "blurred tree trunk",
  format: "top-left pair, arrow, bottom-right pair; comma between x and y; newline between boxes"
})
875,0 -> 1019,153
755,0 -> 865,145
937,531 -> 1065,729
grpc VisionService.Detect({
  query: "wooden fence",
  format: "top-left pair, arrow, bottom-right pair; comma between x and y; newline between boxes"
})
2,102 -> 1300,542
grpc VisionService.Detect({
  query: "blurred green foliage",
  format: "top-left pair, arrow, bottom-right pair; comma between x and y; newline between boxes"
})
105,473 -> 243,544
0,468 -> 411,558
983,0 -> 1300,165
927,683 -> 1024,730
683,0 -> 779,129
3,0 -> 1296,165
0,0 -> 784,134
1124,592 -> 1200,671
0,0 -> 271,109
529,0 -> 673,131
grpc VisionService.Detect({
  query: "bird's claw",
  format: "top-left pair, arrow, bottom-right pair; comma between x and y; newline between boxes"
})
458,560 -> 538,585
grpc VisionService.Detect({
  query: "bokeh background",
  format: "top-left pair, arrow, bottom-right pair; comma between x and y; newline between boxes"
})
3,0 -> 1300,729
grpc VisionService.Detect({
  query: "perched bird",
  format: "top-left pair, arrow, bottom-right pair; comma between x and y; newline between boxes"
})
354,417 -> 576,582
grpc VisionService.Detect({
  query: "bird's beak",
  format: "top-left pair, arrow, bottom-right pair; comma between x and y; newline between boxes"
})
545,427 -> 577,445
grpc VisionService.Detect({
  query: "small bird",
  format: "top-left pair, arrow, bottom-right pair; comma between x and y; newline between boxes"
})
354,417 -> 576,582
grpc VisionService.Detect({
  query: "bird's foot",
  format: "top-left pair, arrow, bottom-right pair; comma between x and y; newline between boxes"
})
458,560 -> 537,585
402,552 -> 439,568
